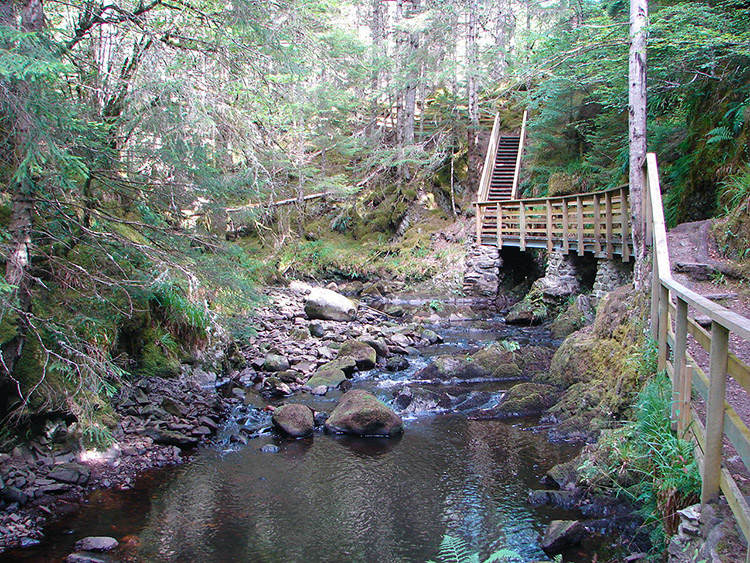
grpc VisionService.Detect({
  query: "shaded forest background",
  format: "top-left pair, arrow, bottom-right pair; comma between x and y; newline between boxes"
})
1,0 -> 749,442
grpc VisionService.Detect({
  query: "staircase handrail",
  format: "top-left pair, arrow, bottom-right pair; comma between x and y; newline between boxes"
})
510,109 -> 528,199
477,113 -> 501,202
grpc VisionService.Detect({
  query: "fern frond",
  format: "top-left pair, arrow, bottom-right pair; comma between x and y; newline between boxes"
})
483,548 -> 523,563
437,535 -> 472,563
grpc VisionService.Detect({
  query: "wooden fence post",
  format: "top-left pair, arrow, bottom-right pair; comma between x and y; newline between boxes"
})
594,193 -> 601,256
672,297 -> 688,429
576,196 -> 584,256
476,206 -> 482,243
657,284 -> 669,372
677,365 -> 693,437
546,203 -> 552,252
496,203 -> 502,248
562,199 -> 569,254
520,202 -> 526,251
702,322 -> 730,506
605,192 -> 613,259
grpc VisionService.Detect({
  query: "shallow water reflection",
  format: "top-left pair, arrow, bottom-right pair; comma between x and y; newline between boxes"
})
8,414 -> 583,563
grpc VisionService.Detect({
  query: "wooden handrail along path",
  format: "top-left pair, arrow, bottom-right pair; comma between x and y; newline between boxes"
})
646,153 -> 750,560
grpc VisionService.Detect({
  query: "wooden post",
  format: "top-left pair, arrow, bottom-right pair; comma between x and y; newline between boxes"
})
672,297 -> 689,428
605,191 -> 613,259
701,322 -> 730,506
594,193 -> 601,256
562,199 -> 569,254
546,202 -> 552,251
622,188 -> 631,261
519,202 -> 526,251
476,206 -> 482,243
677,365 -> 693,437
651,261 -> 660,340
496,202 -> 502,248
657,284 -> 669,372
577,196 -> 584,256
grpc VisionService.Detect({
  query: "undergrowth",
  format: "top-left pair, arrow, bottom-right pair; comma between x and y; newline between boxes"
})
579,372 -> 701,552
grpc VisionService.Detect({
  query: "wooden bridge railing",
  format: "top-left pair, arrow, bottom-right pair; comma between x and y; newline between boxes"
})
647,153 -> 750,561
475,185 -> 632,260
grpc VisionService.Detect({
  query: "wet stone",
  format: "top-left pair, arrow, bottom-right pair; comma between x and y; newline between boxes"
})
75,536 -> 119,552
67,554 -> 107,563
48,463 -> 90,485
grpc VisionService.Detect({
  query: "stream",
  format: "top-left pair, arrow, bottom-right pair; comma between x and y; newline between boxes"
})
3,305 -> 596,563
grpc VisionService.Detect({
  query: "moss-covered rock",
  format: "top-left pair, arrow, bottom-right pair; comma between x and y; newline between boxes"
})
325,389 -> 403,437
548,172 -> 581,197
539,286 -> 651,442
415,342 -> 553,383
338,340 -> 377,370
138,330 -> 181,379
505,288 -> 549,325
306,368 -> 347,389
550,296 -> 594,339
469,382 -> 560,419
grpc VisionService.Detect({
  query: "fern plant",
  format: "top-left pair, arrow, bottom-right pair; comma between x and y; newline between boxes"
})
426,535 -> 522,563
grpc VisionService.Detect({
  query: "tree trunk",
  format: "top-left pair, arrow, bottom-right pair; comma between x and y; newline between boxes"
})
1,0 -> 44,382
466,0 -> 480,188
629,0 -> 648,287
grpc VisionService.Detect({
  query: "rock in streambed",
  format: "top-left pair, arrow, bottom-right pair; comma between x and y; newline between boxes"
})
325,390 -> 403,437
272,404 -> 314,438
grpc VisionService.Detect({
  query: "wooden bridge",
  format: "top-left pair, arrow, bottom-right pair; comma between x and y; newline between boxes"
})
475,112 -> 633,261
476,115 -> 750,560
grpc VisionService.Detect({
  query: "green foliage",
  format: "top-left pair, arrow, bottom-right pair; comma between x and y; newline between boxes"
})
579,373 -> 701,549
498,340 -> 520,353
426,535 -> 522,563
428,299 -> 444,312
519,0 -> 750,224
717,165 -> 750,215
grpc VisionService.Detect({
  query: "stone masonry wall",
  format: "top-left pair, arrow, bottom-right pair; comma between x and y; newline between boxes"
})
535,249 -> 580,298
463,242 -> 501,297
592,259 -> 632,300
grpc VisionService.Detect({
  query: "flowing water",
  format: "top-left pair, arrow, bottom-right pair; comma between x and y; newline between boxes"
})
4,308 -> 595,563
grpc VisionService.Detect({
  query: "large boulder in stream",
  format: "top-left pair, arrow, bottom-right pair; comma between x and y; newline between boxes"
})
304,288 -> 357,321
272,404 -> 314,438
325,390 -> 403,437
415,343 -> 555,383
468,382 -> 560,420
393,387 -> 451,415
306,367 -> 347,389
338,340 -> 377,370
541,519 -> 588,553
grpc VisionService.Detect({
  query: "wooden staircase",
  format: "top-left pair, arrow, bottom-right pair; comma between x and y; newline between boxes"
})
475,111 -> 527,246
487,135 -> 521,202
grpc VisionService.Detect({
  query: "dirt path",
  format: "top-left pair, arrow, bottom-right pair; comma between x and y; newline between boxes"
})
667,220 -> 750,500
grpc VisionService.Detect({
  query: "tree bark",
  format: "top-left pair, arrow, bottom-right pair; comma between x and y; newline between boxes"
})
629,0 -> 648,287
466,0 -> 480,188
1,0 -> 44,381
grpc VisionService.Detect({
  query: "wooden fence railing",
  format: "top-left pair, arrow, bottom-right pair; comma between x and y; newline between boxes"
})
647,152 -> 750,561
477,113 -> 501,202
475,185 -> 632,260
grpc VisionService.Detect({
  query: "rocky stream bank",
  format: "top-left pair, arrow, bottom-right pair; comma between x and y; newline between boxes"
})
0,281 -> 659,562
